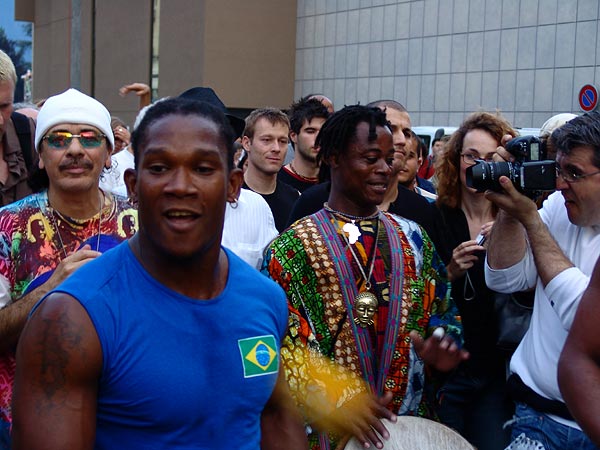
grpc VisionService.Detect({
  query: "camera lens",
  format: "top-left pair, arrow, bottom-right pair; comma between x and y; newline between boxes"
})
466,161 -> 515,192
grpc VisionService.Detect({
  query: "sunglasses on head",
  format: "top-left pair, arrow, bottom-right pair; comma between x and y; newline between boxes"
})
43,131 -> 107,149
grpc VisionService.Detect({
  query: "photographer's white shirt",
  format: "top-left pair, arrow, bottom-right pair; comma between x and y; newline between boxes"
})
485,191 -> 600,428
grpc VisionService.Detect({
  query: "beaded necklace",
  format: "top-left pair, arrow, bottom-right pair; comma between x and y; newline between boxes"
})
289,162 -> 319,182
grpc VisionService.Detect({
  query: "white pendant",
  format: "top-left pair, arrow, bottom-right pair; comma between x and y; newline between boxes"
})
342,220 -> 361,244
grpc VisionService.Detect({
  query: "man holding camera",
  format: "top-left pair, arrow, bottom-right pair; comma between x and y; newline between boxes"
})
484,111 -> 600,450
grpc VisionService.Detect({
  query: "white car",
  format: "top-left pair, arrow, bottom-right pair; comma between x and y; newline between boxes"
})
412,126 -> 458,157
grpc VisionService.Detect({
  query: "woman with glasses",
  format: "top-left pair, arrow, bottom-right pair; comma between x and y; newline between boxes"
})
433,112 -> 518,450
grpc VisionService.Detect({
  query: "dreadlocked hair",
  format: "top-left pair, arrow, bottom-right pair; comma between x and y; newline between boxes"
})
316,105 -> 390,167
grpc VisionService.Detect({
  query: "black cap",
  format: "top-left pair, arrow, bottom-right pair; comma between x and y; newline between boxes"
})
178,87 -> 245,138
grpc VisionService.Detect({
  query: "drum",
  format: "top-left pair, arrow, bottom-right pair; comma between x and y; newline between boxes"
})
342,416 -> 476,450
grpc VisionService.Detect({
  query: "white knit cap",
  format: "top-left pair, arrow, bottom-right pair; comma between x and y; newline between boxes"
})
540,113 -> 578,138
34,88 -> 114,151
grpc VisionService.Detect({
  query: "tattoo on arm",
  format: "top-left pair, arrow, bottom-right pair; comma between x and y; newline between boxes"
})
35,308 -> 86,412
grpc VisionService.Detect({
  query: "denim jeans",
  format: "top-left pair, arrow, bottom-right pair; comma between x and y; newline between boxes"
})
0,419 -> 9,450
510,402 -> 599,450
437,362 -> 513,450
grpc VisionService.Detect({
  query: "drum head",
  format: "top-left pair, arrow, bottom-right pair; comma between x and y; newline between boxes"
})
342,416 -> 476,450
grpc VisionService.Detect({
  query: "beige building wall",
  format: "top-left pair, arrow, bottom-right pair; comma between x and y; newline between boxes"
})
24,0 -> 90,98
158,1 -> 206,100
159,0 -> 297,110
93,1 -> 153,124
202,0 -> 297,109
16,0 -> 151,125
294,0 -> 600,128
15,0 -> 297,126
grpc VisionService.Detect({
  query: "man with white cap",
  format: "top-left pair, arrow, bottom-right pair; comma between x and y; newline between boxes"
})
0,88 -> 137,448
539,113 -> 578,161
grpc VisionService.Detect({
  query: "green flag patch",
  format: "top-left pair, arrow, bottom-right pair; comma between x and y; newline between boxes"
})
238,335 -> 279,378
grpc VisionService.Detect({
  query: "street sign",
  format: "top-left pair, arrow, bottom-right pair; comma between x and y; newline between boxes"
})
579,84 -> 598,112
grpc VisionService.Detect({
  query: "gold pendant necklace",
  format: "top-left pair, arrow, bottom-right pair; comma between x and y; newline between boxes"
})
354,291 -> 378,328
332,212 -> 381,328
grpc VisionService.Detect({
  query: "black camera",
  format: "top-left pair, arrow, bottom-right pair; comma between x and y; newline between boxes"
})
466,136 -> 556,194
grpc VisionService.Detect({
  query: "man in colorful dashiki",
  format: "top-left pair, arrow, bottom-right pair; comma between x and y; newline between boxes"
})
0,88 -> 137,448
263,104 -> 468,450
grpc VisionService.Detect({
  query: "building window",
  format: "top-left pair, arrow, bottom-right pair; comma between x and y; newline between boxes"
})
151,0 -> 160,100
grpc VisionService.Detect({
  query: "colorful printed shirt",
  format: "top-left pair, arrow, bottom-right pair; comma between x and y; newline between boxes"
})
262,209 -> 463,450
0,190 -> 138,423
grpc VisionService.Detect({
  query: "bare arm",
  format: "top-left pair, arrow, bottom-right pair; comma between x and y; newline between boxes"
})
486,143 -> 529,269
0,247 -> 100,355
485,177 -> 573,285
558,257 -> 600,446
119,83 -> 151,110
0,282 -> 53,355
522,212 -> 574,287
486,209 -> 528,269
12,292 -> 102,450
261,369 -> 308,450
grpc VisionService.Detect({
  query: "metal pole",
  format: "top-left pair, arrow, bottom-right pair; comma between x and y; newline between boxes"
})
70,0 -> 81,90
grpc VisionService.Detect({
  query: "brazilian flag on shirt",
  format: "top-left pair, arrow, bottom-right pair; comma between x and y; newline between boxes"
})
238,335 -> 278,378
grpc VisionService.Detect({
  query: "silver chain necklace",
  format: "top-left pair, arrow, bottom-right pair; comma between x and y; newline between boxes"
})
332,213 -> 381,328
337,218 -> 380,291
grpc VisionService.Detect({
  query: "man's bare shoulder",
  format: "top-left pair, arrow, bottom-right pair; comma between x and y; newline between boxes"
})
12,292 -> 101,449
19,291 -> 102,379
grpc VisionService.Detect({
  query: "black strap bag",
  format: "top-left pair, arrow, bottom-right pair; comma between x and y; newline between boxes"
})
493,290 -> 534,355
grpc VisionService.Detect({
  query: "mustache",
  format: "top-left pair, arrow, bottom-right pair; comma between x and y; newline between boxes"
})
58,159 -> 94,171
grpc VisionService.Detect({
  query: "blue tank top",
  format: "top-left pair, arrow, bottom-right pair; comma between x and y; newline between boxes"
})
53,242 -> 288,449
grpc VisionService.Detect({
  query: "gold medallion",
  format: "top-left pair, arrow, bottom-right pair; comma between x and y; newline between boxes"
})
353,291 -> 378,328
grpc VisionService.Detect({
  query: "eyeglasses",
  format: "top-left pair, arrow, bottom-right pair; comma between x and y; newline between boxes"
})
43,131 -> 107,149
461,153 -> 495,166
556,165 -> 600,183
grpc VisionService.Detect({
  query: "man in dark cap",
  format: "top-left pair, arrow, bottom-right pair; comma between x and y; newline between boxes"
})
179,86 -> 245,137
179,87 -> 278,268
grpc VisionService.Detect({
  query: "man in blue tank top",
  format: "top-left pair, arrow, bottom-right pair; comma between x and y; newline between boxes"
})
11,97 -> 307,449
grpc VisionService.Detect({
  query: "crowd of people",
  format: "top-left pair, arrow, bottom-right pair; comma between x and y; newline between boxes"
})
1,47 -> 600,450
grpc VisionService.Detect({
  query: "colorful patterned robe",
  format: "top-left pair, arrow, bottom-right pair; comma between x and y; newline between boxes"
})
262,210 -> 463,449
